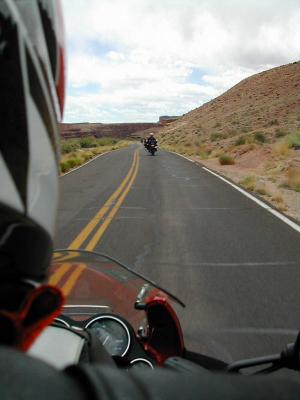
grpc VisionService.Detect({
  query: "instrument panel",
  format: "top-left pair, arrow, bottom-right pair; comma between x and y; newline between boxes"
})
85,315 -> 131,357
54,312 -> 154,369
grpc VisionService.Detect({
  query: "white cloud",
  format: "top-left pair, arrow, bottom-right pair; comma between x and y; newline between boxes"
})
62,0 -> 300,122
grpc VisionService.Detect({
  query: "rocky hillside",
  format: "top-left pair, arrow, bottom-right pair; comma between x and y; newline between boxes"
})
158,61 -> 300,222
61,122 -> 159,139
159,61 -> 300,148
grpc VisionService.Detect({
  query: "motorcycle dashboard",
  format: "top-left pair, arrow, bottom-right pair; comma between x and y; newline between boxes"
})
86,314 -> 130,357
54,312 -> 155,369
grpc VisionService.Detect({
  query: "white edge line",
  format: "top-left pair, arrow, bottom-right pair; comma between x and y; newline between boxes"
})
60,151 -> 110,177
168,150 -> 196,164
167,150 -> 300,234
63,305 -> 110,309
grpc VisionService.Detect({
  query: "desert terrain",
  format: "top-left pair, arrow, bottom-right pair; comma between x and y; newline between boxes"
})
158,61 -> 300,222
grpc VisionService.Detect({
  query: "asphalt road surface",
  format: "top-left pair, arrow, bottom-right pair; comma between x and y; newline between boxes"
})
55,144 -> 300,364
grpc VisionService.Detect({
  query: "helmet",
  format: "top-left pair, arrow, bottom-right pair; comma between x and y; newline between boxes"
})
150,132 -> 154,136
0,0 -> 65,284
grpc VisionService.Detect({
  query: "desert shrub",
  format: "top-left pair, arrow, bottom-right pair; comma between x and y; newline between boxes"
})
285,131 -> 300,148
97,137 -> 118,146
271,195 -> 287,211
66,157 -> 82,168
254,132 -> 266,143
271,195 -> 284,204
210,133 -> 223,141
65,158 -> 76,169
239,176 -> 256,191
235,136 -> 246,146
275,129 -> 287,138
199,151 -> 209,159
269,119 -> 279,126
79,136 -> 98,148
61,140 -> 80,154
273,141 -> 290,156
219,154 -> 235,165
60,161 -> 70,173
255,186 -> 268,196
82,152 -> 94,162
286,167 -> 300,191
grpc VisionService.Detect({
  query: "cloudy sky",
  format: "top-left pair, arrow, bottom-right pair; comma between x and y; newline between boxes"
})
62,0 -> 300,123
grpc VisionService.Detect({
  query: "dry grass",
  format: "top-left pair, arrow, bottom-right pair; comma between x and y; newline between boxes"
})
271,195 -> 288,211
271,195 -> 284,204
256,187 -> 268,196
239,176 -> 256,191
160,143 -> 210,159
273,141 -> 291,156
286,167 -> 300,191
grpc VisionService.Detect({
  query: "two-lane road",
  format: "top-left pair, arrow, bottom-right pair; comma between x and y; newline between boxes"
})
55,144 -> 300,363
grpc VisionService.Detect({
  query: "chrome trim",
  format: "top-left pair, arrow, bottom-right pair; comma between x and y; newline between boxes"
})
62,312 -> 99,316
54,318 -> 70,328
130,358 -> 154,369
85,315 -> 131,357
63,305 -> 110,309
71,326 -> 84,331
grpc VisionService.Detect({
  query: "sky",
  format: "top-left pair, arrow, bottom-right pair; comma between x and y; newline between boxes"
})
61,0 -> 300,123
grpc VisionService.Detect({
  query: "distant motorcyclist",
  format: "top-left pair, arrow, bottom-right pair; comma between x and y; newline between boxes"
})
145,133 -> 158,148
144,133 -> 158,155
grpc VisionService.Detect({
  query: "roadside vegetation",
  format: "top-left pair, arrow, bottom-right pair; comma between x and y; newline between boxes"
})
160,143 -> 211,159
218,154 -> 235,165
284,131 -> 300,149
60,137 -> 130,173
286,167 -> 300,192
239,176 -> 256,191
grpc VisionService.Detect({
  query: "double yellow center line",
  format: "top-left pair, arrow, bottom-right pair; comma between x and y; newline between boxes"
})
49,149 -> 140,295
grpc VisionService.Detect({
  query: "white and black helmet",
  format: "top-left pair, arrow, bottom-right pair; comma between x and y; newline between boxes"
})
0,0 -> 65,282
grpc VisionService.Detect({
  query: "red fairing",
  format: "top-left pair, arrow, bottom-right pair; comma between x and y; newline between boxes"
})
143,295 -> 185,365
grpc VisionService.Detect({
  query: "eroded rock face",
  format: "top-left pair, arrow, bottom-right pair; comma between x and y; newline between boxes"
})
60,122 -> 159,139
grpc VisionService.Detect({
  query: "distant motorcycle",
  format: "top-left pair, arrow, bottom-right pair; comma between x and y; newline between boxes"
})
144,141 -> 158,156
148,143 -> 157,156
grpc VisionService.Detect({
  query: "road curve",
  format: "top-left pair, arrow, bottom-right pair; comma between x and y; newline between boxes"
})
55,144 -> 300,363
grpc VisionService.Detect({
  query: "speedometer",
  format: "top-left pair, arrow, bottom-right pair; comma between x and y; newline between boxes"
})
85,316 -> 130,356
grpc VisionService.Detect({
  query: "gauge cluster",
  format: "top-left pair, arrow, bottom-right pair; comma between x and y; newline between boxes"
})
85,315 -> 131,357
54,313 -> 154,370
